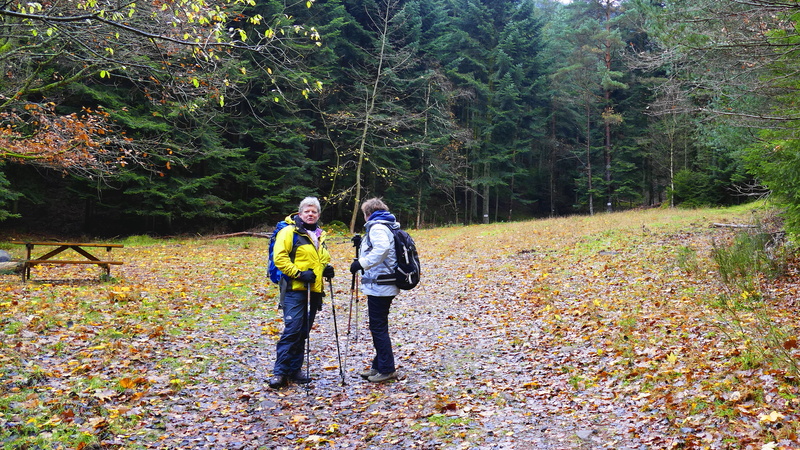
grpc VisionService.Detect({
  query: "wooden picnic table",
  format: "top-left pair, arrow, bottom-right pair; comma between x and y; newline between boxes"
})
11,241 -> 124,281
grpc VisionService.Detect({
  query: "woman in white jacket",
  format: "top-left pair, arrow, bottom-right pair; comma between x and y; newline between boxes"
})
350,198 -> 400,382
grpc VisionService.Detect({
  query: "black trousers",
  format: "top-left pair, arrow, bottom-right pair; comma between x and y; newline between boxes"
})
367,295 -> 396,374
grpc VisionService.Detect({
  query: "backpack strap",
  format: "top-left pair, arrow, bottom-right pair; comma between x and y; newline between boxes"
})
288,227 -> 312,264
364,222 -> 396,271
287,226 -> 299,263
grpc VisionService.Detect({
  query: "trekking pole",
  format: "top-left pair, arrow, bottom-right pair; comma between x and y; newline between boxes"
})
346,277 -> 355,337
353,274 -> 360,343
304,282 -> 312,395
344,234 -> 361,376
350,234 -> 362,343
328,277 -> 346,385
344,272 -> 357,369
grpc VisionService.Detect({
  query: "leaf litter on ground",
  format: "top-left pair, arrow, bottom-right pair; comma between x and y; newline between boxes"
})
2,205 -> 800,449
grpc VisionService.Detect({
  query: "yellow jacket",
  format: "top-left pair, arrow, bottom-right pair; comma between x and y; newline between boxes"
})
272,215 -> 331,293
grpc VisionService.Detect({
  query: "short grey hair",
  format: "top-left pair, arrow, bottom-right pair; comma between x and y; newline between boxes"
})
299,196 -> 321,213
361,198 -> 388,217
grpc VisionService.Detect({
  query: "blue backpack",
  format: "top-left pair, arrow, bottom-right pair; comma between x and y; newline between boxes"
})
268,220 -> 300,284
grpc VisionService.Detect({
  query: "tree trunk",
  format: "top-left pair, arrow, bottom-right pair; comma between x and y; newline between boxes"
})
605,109 -> 612,213
416,185 -> 422,229
550,110 -> 557,217
586,102 -> 594,216
495,187 -> 499,222
482,163 -> 490,224
349,1 -> 392,233
603,0 -> 614,214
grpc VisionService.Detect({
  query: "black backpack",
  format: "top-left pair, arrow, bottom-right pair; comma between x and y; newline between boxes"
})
377,227 -> 421,290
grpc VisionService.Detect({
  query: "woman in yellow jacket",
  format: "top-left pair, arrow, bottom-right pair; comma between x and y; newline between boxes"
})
269,197 -> 334,389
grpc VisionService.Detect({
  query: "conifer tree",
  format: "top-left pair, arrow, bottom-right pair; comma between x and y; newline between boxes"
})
432,0 -> 548,223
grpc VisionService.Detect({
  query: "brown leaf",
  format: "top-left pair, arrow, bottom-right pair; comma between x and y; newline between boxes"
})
87,416 -> 109,429
94,389 -> 117,401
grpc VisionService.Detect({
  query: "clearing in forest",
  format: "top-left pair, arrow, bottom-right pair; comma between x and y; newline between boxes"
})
2,204 -> 799,449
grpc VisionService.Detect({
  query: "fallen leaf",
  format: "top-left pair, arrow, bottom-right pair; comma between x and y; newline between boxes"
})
94,389 -> 117,401
758,411 -> 784,423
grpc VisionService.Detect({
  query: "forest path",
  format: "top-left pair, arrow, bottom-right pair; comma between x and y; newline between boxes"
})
129,208 -> 750,449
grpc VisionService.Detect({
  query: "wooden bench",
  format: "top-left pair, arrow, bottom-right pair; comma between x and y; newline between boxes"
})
11,241 -> 124,281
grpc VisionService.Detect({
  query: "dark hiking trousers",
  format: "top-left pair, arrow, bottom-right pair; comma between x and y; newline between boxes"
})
367,295 -> 396,374
273,289 -> 322,376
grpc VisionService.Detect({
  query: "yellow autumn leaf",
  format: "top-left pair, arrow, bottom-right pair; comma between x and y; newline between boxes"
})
758,411 -> 784,423
666,353 -> 678,364
44,415 -> 62,426
305,435 -> 330,444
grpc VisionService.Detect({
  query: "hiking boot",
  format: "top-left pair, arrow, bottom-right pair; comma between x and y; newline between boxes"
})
367,371 -> 397,383
360,368 -> 378,379
289,370 -> 312,384
268,375 -> 287,389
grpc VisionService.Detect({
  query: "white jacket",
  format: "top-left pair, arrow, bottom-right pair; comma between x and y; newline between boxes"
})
358,220 -> 401,297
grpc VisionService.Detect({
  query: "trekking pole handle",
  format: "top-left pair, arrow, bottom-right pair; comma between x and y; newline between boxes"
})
351,234 -> 361,257
351,234 -> 363,289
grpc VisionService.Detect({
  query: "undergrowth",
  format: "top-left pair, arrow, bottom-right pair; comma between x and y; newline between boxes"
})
706,220 -> 799,375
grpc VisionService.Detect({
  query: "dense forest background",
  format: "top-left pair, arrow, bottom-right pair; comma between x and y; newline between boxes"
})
1,0 -> 798,236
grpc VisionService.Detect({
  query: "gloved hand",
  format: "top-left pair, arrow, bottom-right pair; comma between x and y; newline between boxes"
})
351,234 -> 362,248
323,264 -> 335,279
297,269 -> 316,283
349,260 -> 363,274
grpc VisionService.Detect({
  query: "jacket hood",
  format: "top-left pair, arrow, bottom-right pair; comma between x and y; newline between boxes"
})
367,210 -> 396,223
367,210 -> 400,230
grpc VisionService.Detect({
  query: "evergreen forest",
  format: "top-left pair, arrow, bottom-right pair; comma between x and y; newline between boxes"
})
1,0 -> 798,236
